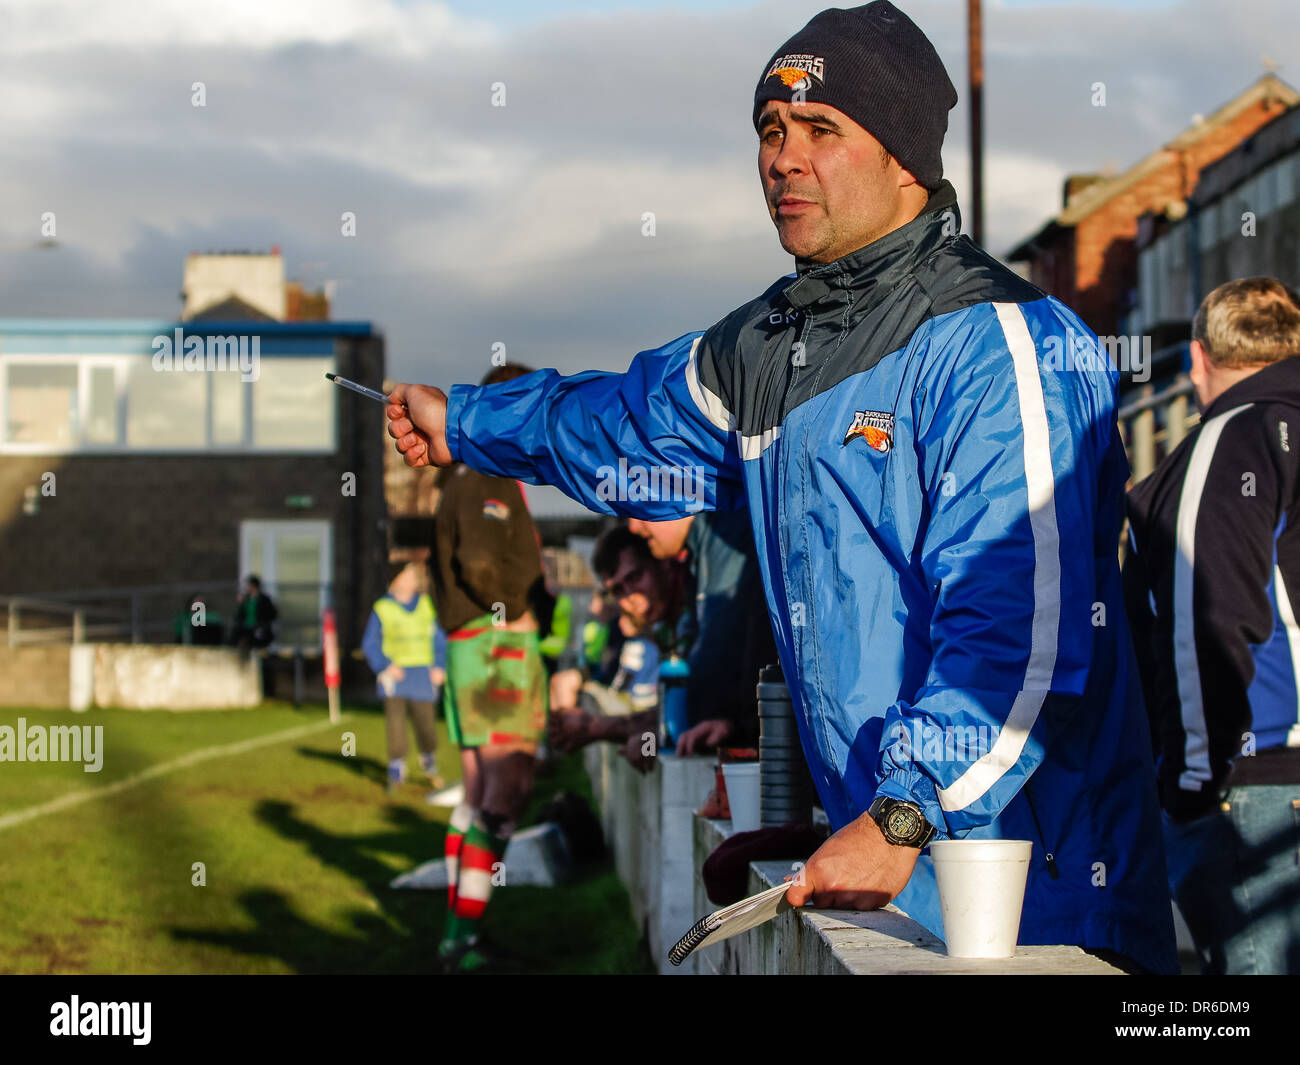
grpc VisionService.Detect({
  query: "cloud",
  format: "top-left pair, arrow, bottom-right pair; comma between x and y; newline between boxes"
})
0,0 -> 1296,383
0,0 -> 497,54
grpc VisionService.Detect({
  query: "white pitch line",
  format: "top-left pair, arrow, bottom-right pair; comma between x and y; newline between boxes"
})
0,714 -> 351,833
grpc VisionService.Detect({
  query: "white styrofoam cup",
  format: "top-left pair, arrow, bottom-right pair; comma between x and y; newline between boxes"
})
721,762 -> 761,833
930,839 -> 1033,959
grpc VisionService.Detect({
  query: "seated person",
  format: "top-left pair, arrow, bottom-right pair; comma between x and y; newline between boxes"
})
174,593 -> 225,646
531,552 -> 574,676
548,525 -> 686,771
627,510 -> 777,757
550,587 -> 624,712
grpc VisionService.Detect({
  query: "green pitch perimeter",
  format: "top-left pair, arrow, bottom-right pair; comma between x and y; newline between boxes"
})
0,703 -> 650,975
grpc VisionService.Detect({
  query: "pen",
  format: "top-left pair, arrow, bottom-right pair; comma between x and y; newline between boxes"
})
325,373 -> 398,405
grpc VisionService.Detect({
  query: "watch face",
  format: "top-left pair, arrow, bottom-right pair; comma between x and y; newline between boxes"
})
884,803 -> 924,844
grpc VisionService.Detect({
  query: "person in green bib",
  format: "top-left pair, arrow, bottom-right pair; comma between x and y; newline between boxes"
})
362,560 -> 447,793
531,552 -> 573,674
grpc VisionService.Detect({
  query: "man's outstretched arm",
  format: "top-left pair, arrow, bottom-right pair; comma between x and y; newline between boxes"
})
387,331 -> 747,519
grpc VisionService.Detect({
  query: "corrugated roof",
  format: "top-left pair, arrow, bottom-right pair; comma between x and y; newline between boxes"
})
1192,102 -> 1300,205
1009,74 -> 1300,258
1057,75 -> 1298,226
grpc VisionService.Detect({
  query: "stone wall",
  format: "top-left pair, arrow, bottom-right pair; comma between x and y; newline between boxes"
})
583,744 -> 715,975
0,644 -> 261,710
585,743 -> 1127,975
88,644 -> 261,710
0,646 -> 72,708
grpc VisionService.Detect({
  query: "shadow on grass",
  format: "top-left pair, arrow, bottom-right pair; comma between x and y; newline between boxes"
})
169,756 -> 654,975
295,746 -> 388,787
170,801 -> 446,974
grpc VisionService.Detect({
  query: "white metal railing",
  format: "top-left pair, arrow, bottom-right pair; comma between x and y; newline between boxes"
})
1118,376 -> 1198,482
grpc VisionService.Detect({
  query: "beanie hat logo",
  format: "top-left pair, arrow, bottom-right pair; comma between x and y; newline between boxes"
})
752,3 -> 957,191
763,53 -> 825,91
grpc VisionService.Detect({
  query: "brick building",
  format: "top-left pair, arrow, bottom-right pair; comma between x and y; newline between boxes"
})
0,316 -> 387,654
1009,74 -> 1298,341
1112,101 -> 1300,479
1137,100 -> 1300,330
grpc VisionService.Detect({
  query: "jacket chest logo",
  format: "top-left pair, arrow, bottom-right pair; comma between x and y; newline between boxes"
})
482,498 -> 510,520
843,410 -> 894,453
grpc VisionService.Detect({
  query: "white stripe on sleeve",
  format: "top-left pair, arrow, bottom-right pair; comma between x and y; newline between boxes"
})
684,333 -> 782,459
1270,565 -> 1300,747
684,335 -> 735,432
938,302 -> 1061,813
739,426 -> 782,460
1173,403 -> 1252,790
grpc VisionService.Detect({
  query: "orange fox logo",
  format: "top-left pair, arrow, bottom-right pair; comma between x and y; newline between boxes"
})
772,67 -> 813,89
843,410 -> 894,453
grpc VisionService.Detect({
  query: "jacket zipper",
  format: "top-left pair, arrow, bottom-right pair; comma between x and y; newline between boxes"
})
777,307 -> 812,588
1022,783 -> 1060,880
789,310 -> 813,389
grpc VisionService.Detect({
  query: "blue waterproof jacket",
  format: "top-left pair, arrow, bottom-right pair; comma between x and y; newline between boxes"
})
444,182 -> 1178,973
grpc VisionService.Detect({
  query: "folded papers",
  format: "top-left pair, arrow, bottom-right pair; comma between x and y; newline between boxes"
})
668,881 -> 794,965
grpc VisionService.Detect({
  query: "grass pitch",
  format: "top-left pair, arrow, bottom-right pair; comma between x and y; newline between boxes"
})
0,702 -> 651,974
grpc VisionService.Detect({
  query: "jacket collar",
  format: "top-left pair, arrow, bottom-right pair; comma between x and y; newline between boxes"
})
781,180 -> 959,315
1202,356 -> 1300,421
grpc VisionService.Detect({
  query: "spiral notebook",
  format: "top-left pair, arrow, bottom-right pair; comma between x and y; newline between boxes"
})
668,882 -> 794,966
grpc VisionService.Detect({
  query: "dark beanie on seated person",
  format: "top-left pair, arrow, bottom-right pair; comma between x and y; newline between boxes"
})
752,2 -> 958,191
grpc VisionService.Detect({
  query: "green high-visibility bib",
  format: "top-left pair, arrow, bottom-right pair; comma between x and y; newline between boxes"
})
582,619 -> 608,667
374,595 -> 436,667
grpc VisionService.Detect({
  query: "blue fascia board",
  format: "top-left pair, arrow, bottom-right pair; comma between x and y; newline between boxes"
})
0,319 -> 374,356
0,318 -> 373,335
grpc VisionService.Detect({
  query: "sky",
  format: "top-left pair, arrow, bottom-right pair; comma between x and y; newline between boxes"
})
1,0 -> 1295,387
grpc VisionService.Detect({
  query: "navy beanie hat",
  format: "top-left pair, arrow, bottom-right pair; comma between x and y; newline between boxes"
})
752,2 -> 958,190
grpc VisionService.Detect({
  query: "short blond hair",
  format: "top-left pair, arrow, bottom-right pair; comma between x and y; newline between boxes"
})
1192,277 -> 1300,369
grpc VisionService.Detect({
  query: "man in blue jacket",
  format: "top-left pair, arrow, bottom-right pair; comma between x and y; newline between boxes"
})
385,2 -> 1177,972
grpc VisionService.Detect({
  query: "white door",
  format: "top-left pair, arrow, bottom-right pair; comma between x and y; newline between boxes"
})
239,520 -> 332,649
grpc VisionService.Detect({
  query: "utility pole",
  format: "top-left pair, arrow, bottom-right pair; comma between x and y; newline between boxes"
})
968,0 -> 984,247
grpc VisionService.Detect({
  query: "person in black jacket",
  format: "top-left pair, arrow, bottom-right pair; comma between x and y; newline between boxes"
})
230,576 -> 276,651
1124,276 -> 1300,974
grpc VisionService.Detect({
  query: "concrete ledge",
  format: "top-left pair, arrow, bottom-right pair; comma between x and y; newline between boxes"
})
0,643 -> 262,710
583,743 -> 716,975
89,644 -> 262,710
584,742 -> 1126,973
690,815 -> 1124,975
